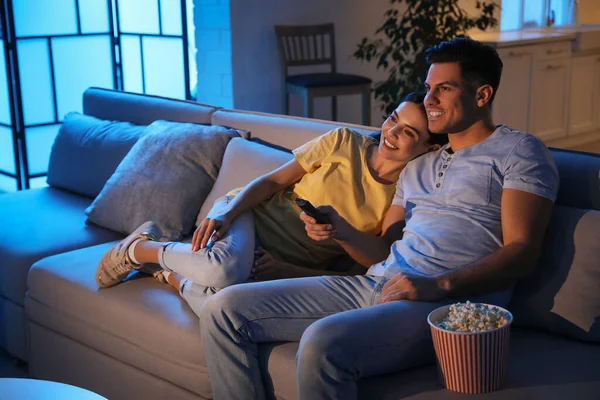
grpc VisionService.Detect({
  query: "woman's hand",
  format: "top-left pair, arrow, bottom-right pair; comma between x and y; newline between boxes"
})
299,205 -> 353,241
250,248 -> 295,281
192,214 -> 231,251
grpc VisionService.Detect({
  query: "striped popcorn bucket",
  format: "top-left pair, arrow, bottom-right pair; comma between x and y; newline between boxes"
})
427,304 -> 513,394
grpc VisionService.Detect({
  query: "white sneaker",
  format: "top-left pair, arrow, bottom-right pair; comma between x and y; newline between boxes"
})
96,221 -> 162,288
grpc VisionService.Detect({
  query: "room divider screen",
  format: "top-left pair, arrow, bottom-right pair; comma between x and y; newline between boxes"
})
0,0 -> 191,191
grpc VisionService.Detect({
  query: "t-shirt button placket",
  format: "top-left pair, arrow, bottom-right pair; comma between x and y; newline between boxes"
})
436,154 -> 452,190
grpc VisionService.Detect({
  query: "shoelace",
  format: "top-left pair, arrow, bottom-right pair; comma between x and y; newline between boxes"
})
111,254 -> 136,276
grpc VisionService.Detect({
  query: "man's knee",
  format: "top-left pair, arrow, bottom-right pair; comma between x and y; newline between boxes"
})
297,318 -> 351,375
199,286 -> 242,328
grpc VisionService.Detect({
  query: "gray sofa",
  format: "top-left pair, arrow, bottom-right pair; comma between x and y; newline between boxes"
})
0,87 -> 599,399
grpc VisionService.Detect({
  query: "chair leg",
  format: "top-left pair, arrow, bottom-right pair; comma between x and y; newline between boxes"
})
331,96 -> 337,121
304,92 -> 314,119
361,86 -> 371,126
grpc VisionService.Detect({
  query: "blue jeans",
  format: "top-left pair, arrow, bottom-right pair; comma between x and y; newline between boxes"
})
157,195 -> 256,315
199,274 -> 511,400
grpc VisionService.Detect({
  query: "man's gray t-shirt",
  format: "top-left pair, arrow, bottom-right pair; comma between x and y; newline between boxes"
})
367,125 -> 559,278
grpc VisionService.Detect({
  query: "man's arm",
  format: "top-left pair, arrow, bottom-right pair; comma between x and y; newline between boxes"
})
300,204 -> 407,267
379,189 -> 554,303
437,188 -> 553,296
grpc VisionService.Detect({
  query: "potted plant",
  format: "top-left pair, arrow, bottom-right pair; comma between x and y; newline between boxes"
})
354,0 -> 499,117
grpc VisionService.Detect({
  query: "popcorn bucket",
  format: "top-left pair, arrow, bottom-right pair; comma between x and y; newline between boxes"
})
427,303 -> 513,394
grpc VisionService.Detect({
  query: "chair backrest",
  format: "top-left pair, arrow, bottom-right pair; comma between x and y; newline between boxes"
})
274,23 -> 337,74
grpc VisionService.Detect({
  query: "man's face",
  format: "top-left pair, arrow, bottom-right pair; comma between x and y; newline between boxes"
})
424,62 -> 479,134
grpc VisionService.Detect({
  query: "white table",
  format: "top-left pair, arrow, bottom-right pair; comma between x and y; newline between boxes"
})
0,378 -> 107,399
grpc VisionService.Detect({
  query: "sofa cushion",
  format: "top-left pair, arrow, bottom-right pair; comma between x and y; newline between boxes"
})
26,243 -> 210,397
509,206 -> 600,342
83,87 -> 217,126
267,329 -> 600,400
248,137 -> 292,153
86,120 -> 240,240
211,108 -> 378,151
0,187 -> 123,305
46,112 -> 147,198
550,148 -> 600,211
196,137 -> 294,224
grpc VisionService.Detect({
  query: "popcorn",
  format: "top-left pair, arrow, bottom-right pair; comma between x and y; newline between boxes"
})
435,301 -> 510,332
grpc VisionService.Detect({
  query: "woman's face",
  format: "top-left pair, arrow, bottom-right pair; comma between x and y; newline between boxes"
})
378,101 -> 434,162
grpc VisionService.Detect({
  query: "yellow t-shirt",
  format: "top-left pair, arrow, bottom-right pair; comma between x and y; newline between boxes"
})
235,128 -> 396,269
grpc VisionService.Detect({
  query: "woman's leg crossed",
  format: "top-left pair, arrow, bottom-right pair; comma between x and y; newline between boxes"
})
159,195 -> 256,288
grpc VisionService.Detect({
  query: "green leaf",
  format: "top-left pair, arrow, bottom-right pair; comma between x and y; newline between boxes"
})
352,0 -> 499,115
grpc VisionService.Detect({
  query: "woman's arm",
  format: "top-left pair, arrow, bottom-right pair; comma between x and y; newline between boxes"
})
336,205 -> 406,266
224,159 -> 306,220
193,159 -> 307,250
300,204 -> 406,267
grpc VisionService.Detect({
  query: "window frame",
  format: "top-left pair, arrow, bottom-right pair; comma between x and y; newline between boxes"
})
501,0 -> 572,31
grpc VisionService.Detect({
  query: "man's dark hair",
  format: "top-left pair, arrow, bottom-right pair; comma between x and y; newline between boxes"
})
402,92 -> 449,147
425,37 -> 503,105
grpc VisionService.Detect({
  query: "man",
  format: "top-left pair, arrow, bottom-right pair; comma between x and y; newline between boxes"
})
199,38 -> 559,400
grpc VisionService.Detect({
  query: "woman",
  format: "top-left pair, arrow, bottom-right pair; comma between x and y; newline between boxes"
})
96,92 -> 448,314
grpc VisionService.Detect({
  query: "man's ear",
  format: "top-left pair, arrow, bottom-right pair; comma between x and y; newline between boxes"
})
427,144 -> 441,152
476,84 -> 493,107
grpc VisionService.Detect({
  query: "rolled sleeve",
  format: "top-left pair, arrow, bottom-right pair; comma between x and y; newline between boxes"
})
503,135 -> 560,202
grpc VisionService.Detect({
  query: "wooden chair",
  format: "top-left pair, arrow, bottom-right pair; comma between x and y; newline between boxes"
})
274,23 -> 372,125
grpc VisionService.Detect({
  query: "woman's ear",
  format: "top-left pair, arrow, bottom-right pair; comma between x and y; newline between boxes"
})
427,144 -> 441,152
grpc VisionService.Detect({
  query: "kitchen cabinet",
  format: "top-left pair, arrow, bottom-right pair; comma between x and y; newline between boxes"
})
493,48 -> 533,132
473,29 -> 600,147
529,52 -> 571,141
493,40 -> 571,141
568,55 -> 600,136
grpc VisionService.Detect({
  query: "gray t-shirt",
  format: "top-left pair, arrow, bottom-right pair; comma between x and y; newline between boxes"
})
367,125 -> 559,278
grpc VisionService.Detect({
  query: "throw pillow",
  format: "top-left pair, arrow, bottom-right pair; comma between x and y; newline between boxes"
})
47,112 -> 147,198
196,137 -> 294,224
508,206 -> 600,342
85,120 -> 240,240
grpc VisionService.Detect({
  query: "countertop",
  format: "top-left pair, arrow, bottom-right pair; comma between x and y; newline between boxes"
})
471,24 -> 600,51
470,30 -> 576,48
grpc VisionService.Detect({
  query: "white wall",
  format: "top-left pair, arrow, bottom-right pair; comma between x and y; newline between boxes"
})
229,0 -> 391,126
193,0 -> 234,108
228,0 -> 498,127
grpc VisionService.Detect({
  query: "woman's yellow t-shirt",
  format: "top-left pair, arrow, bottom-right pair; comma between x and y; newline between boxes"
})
235,128 -> 396,269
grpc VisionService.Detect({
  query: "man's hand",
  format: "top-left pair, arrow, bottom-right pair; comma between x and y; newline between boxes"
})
378,270 -> 445,304
299,205 -> 354,241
